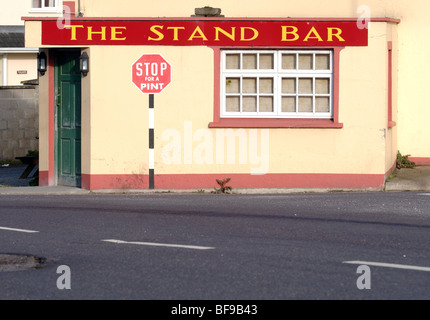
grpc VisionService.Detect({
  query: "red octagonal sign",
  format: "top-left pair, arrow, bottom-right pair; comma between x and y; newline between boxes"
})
132,54 -> 171,94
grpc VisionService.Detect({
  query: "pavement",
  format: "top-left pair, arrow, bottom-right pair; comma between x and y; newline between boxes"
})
0,165 -> 89,195
385,165 -> 430,192
0,164 -> 429,195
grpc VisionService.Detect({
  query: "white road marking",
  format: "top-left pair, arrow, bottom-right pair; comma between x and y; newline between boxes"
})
102,239 -> 215,250
417,193 -> 430,196
0,226 -> 39,233
343,260 -> 430,272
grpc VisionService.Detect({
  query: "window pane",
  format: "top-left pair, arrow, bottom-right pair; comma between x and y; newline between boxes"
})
243,54 -> 257,69
259,97 -> 273,112
226,54 -> 240,69
243,97 -> 257,112
226,97 -> 240,112
33,0 -> 42,8
299,78 -> 313,94
282,54 -> 296,70
298,97 -> 313,112
315,97 -> 330,113
243,78 -> 257,93
316,54 -> 330,70
282,97 -> 296,112
259,54 -> 274,69
315,78 -> 330,94
259,78 -> 273,94
282,78 -> 296,94
45,0 -> 55,7
299,54 -> 313,70
226,78 -> 240,93
222,50 -> 333,118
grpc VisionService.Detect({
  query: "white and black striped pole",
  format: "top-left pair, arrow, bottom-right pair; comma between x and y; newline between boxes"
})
148,94 -> 154,189
132,54 -> 171,190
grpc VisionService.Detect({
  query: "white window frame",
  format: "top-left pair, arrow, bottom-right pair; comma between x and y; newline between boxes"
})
220,49 -> 334,119
30,0 -> 62,13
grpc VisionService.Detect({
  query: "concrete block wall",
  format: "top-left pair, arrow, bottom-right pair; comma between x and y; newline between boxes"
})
0,85 -> 39,161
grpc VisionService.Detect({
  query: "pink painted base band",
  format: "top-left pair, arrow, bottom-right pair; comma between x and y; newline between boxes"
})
37,171 -> 388,190
408,157 -> 430,166
37,158 -> 426,190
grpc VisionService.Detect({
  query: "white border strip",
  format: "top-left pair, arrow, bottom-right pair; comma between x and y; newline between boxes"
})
102,239 -> 215,250
148,108 -> 154,129
2,54 -> 7,86
0,226 -> 39,233
343,260 -> 430,272
148,149 -> 154,170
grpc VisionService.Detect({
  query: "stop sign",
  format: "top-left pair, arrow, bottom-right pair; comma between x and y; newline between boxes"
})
132,54 -> 171,94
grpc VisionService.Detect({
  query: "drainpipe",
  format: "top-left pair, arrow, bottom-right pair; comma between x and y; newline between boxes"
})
2,54 -> 7,86
77,0 -> 83,17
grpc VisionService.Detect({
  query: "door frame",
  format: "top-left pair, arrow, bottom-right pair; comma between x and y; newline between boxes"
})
53,48 -> 82,187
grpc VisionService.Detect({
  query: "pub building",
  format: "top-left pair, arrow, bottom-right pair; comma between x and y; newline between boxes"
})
23,0 -> 429,190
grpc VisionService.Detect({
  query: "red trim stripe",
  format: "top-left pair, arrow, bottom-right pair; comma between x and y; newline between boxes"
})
209,46 -> 344,128
38,51 -> 56,187
79,172 -> 385,190
408,157 -> 430,166
48,52 -> 55,185
81,174 -> 149,190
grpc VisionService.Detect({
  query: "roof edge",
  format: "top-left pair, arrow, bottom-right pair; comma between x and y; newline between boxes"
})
21,16 -> 401,23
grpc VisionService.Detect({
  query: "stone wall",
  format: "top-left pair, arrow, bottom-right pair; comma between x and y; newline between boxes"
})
0,85 -> 38,161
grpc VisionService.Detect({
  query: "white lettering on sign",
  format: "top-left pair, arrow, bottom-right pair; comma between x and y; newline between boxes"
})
136,63 -> 143,76
132,54 -> 171,94
141,83 -> 165,90
135,62 -> 168,77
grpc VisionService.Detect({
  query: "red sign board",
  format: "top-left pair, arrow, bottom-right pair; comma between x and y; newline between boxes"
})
41,19 -> 368,47
132,54 -> 171,94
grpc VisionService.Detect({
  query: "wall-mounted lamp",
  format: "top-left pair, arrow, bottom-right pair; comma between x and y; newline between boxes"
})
37,52 -> 47,76
80,52 -> 89,76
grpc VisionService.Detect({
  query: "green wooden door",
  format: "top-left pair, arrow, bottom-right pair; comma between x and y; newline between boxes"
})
55,50 -> 82,187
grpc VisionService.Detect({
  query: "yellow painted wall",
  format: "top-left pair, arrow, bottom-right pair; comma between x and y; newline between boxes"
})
6,53 -> 38,85
395,0 -> 430,158
73,0 -> 429,160
79,0 -> 400,19
386,23 -> 398,172
25,0 -> 430,186
37,50 -> 50,173
0,0 -> 30,25
24,21 -> 42,49
84,22 -> 391,176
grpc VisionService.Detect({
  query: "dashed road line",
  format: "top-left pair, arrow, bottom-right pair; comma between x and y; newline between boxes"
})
0,226 -> 39,234
102,239 -> 215,250
343,260 -> 430,272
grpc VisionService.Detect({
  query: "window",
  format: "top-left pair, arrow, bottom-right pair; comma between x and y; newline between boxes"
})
221,50 -> 333,119
31,0 -> 61,12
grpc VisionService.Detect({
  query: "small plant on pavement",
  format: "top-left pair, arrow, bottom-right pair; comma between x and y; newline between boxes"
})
213,178 -> 232,194
396,151 -> 416,169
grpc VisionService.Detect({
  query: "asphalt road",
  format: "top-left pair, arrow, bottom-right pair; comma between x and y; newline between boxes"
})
0,192 -> 429,301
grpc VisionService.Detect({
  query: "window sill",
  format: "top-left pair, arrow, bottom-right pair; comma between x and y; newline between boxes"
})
209,118 -> 343,128
29,9 -> 62,14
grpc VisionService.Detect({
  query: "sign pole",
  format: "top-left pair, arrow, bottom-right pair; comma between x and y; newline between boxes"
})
131,54 -> 171,190
149,94 -> 154,189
